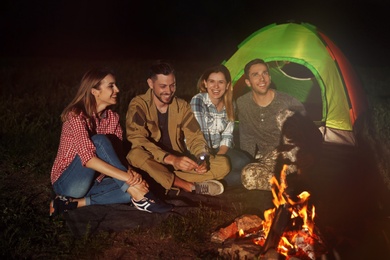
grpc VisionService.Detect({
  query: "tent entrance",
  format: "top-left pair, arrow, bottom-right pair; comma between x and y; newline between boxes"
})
232,61 -> 324,124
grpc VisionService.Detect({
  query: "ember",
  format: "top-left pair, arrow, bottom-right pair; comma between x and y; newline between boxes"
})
213,165 -> 328,259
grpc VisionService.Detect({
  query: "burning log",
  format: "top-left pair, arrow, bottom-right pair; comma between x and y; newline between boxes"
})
260,204 -> 292,255
211,214 -> 263,243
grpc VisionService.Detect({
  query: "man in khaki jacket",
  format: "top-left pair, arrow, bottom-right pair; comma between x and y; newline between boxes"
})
126,61 -> 230,196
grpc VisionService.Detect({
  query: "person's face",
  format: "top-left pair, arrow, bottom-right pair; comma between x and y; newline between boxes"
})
92,74 -> 119,108
148,73 -> 176,105
204,72 -> 229,101
245,63 -> 271,95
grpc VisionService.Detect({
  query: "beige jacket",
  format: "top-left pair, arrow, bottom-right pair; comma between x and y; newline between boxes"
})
126,89 -> 208,163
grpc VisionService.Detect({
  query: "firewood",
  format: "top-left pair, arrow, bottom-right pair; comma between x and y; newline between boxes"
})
261,204 -> 291,255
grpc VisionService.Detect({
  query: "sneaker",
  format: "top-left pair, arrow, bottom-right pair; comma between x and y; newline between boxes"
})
194,180 -> 224,196
132,192 -> 173,213
50,196 -> 78,217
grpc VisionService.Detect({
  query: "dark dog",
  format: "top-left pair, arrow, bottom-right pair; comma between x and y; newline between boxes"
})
241,109 -> 323,190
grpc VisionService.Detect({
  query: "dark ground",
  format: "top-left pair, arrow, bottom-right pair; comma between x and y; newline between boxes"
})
64,143 -> 390,259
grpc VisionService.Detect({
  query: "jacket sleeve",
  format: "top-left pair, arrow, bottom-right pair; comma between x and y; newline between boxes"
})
125,97 -> 168,163
190,94 -> 210,142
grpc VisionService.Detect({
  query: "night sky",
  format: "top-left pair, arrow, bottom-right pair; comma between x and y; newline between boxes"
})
1,0 -> 389,67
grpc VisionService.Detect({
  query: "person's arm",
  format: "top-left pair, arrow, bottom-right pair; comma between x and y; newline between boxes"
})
190,94 -> 209,137
85,157 -> 138,182
68,114 -> 142,186
217,145 -> 229,155
288,95 -> 306,116
237,97 -> 256,158
181,101 -> 209,158
218,120 -> 234,154
110,110 -> 124,141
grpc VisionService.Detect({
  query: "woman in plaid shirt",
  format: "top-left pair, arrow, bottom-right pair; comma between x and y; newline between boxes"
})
50,68 -> 172,216
190,65 -> 251,187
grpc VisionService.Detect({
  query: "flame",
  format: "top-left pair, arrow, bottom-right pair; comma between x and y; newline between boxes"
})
239,229 -> 244,237
253,164 -> 320,258
277,236 -> 295,255
270,165 -> 289,207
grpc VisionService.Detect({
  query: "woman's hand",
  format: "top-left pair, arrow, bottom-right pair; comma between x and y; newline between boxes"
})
126,168 -> 150,201
125,169 -> 145,187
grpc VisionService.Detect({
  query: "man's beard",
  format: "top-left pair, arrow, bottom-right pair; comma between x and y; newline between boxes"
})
153,90 -> 174,104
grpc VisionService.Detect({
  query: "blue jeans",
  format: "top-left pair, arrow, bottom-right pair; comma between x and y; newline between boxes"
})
53,134 -> 131,206
222,148 -> 252,186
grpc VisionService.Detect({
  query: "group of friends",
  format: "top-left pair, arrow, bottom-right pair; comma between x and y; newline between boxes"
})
49,58 -> 309,216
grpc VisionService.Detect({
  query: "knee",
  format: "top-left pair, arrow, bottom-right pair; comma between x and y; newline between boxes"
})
127,147 -> 152,166
233,154 -> 252,169
241,163 -> 272,191
66,186 -> 89,199
213,155 -> 231,175
55,181 -> 90,198
91,134 -> 110,147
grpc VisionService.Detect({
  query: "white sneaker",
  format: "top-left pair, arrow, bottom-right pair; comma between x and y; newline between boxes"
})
194,180 -> 224,196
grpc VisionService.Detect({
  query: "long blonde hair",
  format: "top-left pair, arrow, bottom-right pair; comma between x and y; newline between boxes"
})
61,68 -> 115,122
196,64 -> 234,121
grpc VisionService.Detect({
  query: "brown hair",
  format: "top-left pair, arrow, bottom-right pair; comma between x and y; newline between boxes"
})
148,60 -> 175,81
244,58 -> 269,79
197,64 -> 234,121
61,68 -> 115,122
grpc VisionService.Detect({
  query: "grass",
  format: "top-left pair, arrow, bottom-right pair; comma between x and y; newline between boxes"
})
0,57 -> 389,258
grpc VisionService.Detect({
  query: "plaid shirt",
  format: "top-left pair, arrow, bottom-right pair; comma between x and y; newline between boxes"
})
50,109 -> 123,184
190,92 -> 234,150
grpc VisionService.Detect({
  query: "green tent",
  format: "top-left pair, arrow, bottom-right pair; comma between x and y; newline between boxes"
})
224,22 -> 368,145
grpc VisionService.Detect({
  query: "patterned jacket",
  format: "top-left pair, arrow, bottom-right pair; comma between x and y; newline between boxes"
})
126,88 -> 209,163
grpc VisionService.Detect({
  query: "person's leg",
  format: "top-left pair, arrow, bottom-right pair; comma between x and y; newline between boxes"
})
127,147 -> 175,189
53,155 -> 97,198
223,148 -> 252,186
94,135 -> 173,212
85,177 -> 131,205
127,147 -> 223,194
51,155 -> 94,216
54,135 -> 135,205
171,155 -> 229,196
175,154 -> 230,182
92,134 -> 129,191
89,135 -> 154,205
241,162 -> 273,191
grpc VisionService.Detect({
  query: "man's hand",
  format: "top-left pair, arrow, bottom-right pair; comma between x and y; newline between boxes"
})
164,154 -> 206,173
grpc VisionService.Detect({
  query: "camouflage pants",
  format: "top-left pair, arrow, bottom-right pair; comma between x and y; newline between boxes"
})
241,149 -> 298,191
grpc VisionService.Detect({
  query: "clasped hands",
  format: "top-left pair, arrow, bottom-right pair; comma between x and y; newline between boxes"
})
126,168 -> 148,188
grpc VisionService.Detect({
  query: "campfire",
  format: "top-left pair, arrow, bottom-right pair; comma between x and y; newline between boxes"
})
212,165 -> 328,259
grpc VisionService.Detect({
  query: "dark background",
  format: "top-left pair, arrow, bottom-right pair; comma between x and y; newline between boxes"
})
1,0 -> 389,66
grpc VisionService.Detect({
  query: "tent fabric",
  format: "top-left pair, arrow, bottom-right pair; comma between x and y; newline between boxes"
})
224,22 -> 368,145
